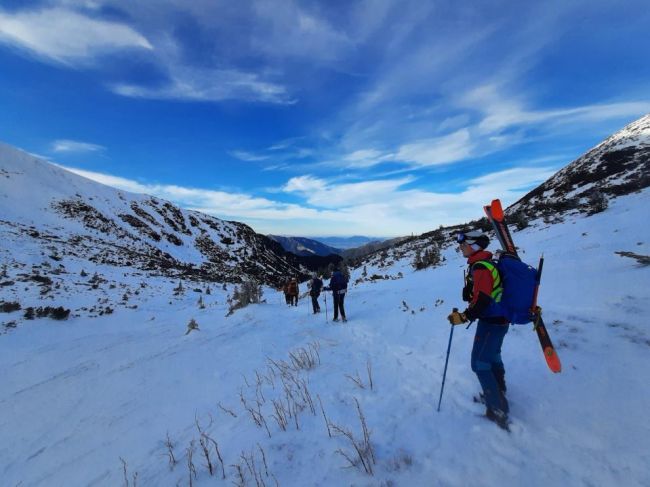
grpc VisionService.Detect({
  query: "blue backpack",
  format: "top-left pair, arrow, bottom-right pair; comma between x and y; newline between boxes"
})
478,254 -> 538,324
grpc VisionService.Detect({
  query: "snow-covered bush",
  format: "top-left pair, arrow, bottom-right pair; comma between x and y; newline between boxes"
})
412,245 -> 441,270
1,301 -> 21,313
227,280 -> 263,315
588,190 -> 608,214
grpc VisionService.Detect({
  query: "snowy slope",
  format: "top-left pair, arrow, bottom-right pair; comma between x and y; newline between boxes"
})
510,114 -> 650,219
0,142 -> 318,287
2,189 -> 649,486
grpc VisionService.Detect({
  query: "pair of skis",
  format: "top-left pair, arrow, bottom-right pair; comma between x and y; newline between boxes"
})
483,199 -> 562,374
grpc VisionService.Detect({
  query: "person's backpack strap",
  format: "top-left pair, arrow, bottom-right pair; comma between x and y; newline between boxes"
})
472,260 -> 503,302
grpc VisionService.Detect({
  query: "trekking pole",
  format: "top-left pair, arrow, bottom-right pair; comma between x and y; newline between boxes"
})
437,314 -> 456,412
324,292 -> 328,323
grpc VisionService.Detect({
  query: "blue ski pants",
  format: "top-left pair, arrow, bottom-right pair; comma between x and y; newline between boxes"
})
471,320 -> 510,414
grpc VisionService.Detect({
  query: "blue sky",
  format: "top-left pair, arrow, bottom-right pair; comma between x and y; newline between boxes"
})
1,0 -> 649,237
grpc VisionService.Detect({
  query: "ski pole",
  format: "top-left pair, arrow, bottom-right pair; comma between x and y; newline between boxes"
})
437,319 -> 456,412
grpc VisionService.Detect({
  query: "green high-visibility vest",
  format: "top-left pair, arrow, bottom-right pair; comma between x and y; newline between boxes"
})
474,260 -> 503,302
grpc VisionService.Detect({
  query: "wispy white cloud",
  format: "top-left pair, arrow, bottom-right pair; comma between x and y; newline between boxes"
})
464,83 -> 650,134
229,140 -> 315,167
251,0 -> 353,63
284,175 -> 415,208
52,139 -> 106,153
58,159 -> 558,237
0,7 -> 152,65
229,150 -> 270,162
280,165 -> 557,235
59,165 -> 330,222
111,66 -> 295,105
394,129 -> 474,167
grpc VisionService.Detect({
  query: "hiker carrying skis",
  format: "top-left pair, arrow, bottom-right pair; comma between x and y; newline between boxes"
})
309,274 -> 323,314
324,269 -> 347,322
448,230 -> 510,430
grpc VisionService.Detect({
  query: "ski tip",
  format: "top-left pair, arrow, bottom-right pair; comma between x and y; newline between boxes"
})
491,199 -> 504,220
544,347 -> 562,373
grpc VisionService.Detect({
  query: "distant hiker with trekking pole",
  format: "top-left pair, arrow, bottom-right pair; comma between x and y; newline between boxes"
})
309,274 -> 323,314
447,230 -> 510,430
324,268 -> 348,322
288,277 -> 299,307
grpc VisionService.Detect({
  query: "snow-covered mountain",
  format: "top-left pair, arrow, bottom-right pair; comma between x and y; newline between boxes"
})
509,113 -> 650,220
2,186 -> 648,486
1,117 -> 649,486
350,114 -> 650,267
0,143 -> 328,288
267,235 -> 343,257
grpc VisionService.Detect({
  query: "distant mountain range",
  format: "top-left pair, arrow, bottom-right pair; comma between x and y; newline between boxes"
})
268,235 -> 390,257
310,236 -> 385,250
267,235 -> 343,257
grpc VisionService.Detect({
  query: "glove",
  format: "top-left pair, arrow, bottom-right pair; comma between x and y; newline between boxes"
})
447,308 -> 468,325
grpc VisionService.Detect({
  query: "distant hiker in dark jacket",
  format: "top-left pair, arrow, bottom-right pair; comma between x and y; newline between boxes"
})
448,230 -> 510,430
324,270 -> 347,322
283,279 -> 291,305
309,274 -> 323,314
288,277 -> 299,306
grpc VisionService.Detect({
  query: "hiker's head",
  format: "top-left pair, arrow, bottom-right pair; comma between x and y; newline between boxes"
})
457,230 -> 489,257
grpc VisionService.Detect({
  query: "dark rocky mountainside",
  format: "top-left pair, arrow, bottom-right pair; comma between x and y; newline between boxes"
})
0,143 -> 337,287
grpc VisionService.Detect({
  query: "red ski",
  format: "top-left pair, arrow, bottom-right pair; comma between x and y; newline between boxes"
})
484,199 -> 561,373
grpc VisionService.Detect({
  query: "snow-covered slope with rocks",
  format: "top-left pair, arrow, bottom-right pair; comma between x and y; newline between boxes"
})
2,117 -> 650,486
348,114 -> 650,269
1,189 -> 649,486
0,142 -> 314,288
509,113 -> 650,219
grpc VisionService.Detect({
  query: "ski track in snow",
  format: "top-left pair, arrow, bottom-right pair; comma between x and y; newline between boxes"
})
1,191 -> 650,486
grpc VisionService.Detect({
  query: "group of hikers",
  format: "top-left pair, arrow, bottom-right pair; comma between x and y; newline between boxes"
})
277,228 -> 517,430
281,268 -> 348,322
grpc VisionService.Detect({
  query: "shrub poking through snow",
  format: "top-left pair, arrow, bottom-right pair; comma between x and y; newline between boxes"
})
21,306 -> 70,320
227,279 -> 263,315
615,251 -> 650,266
588,189 -> 608,214
163,432 -> 176,469
0,301 -> 21,313
119,457 -> 138,487
412,244 -> 441,270
185,318 -> 200,335
173,280 -> 185,296
331,398 -> 376,475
